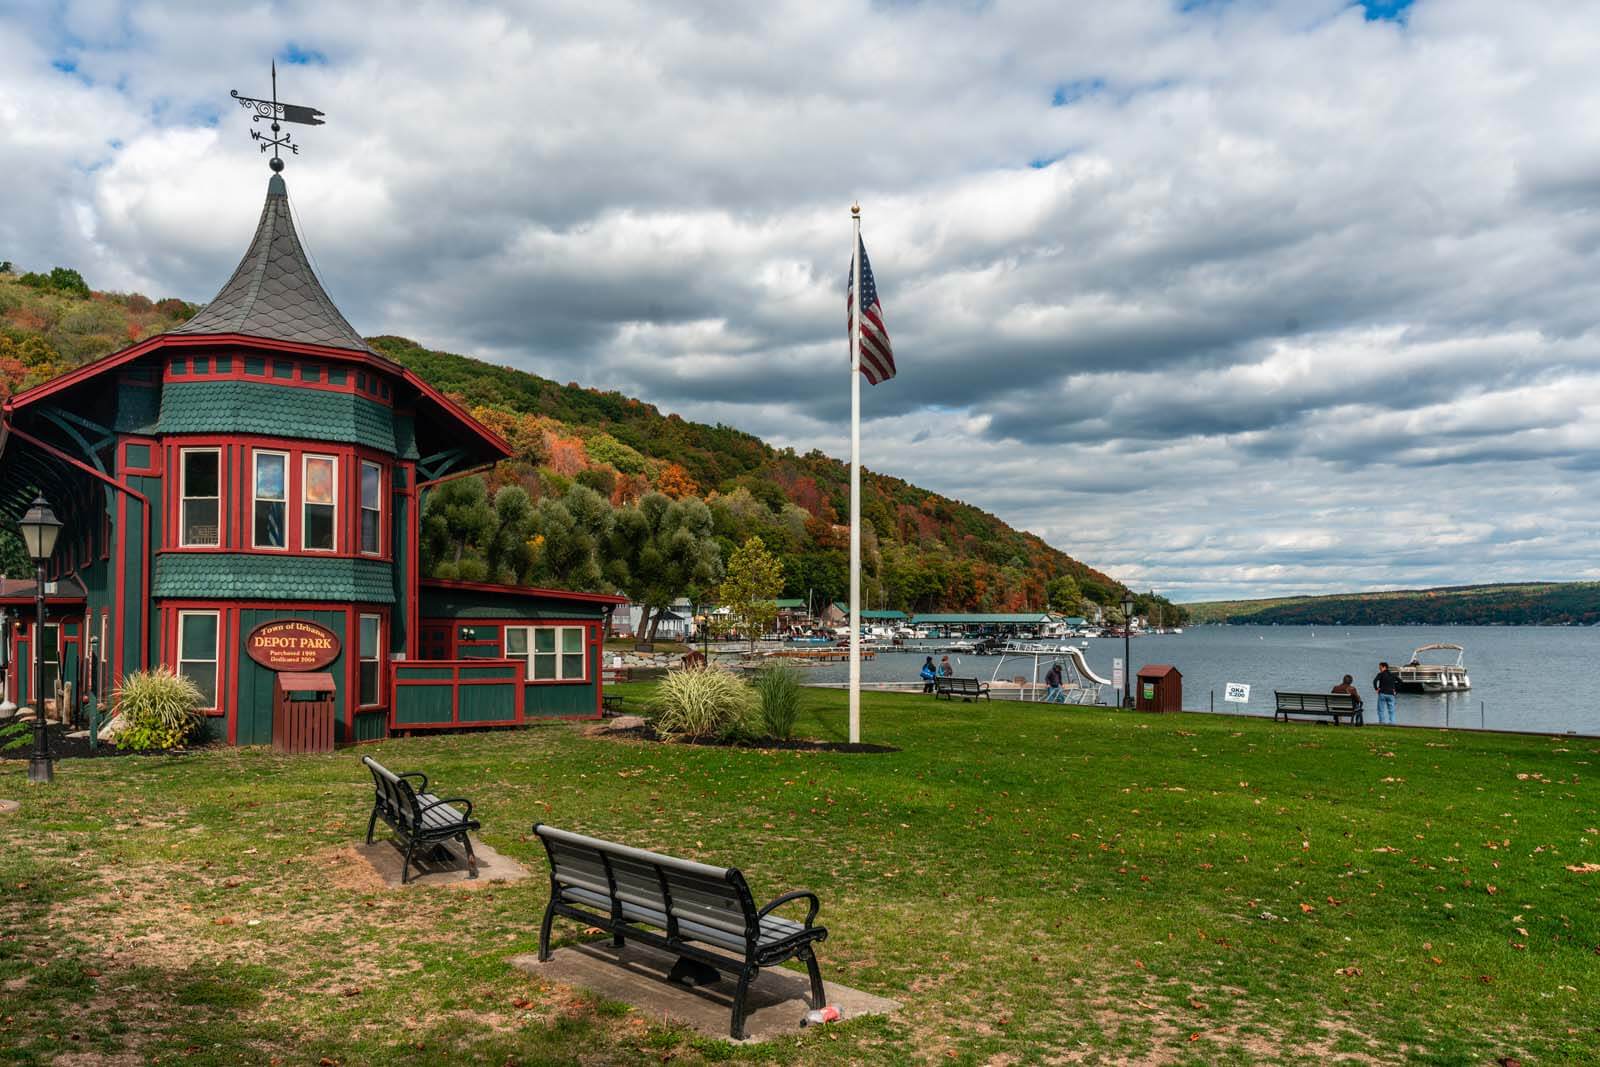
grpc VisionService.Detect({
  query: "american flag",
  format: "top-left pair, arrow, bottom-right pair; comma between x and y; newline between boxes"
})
847,237 -> 895,384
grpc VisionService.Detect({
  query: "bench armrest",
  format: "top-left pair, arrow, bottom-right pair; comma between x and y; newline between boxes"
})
417,796 -> 474,821
758,889 -> 821,927
397,770 -> 430,793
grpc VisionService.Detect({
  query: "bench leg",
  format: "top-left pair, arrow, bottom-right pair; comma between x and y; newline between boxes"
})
365,807 -> 379,845
459,833 -> 478,879
801,946 -> 825,1008
730,967 -> 755,1040
538,899 -> 556,962
401,839 -> 416,885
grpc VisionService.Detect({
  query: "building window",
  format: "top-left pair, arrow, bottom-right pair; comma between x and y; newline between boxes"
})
359,461 -> 382,555
359,614 -> 381,706
180,448 -> 221,547
505,625 -> 586,681
177,611 -> 219,710
253,450 -> 288,549
302,455 -> 337,551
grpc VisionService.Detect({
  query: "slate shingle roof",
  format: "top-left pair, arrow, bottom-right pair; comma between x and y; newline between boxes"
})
154,554 -> 396,604
157,380 -> 397,453
171,174 -> 372,353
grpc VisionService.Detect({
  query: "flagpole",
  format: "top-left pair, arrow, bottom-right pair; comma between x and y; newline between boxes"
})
849,203 -> 863,745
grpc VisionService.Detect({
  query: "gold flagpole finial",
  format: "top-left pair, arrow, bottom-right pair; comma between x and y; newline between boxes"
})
851,202 -> 860,217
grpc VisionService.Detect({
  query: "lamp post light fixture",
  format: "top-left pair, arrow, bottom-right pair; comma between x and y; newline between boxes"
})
1121,591 -> 1135,708
19,494 -> 63,784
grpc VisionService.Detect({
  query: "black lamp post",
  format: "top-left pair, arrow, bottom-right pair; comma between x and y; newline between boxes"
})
1121,591 -> 1135,708
19,495 -> 62,784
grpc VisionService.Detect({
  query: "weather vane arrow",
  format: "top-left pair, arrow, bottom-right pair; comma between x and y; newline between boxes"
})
230,60 -> 325,172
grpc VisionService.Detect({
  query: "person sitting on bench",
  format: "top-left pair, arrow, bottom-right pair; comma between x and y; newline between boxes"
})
1331,674 -> 1365,714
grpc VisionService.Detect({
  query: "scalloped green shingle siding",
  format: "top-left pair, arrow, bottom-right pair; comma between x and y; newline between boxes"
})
156,381 -> 397,453
154,554 -> 396,603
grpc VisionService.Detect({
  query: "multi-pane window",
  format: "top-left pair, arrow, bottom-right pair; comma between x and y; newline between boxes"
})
253,451 -> 288,549
359,461 -> 382,555
505,625 -> 586,681
180,449 -> 220,546
359,614 -> 381,706
302,455 -> 337,551
178,611 -> 219,710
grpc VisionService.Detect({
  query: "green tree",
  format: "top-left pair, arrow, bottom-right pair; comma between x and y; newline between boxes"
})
0,526 -> 30,579
609,492 -> 722,649
1046,575 -> 1083,614
420,477 -> 496,581
528,484 -> 616,591
718,536 -> 785,651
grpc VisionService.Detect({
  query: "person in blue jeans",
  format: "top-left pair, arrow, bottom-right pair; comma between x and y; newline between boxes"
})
1043,662 -> 1066,703
1372,661 -> 1401,725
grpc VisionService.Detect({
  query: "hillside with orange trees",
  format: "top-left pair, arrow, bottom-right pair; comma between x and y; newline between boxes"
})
0,263 -> 1172,619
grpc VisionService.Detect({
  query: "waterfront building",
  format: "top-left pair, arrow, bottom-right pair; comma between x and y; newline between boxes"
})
0,173 -> 621,742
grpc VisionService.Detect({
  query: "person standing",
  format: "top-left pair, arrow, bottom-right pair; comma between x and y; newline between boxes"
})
938,655 -> 954,678
1044,661 -> 1065,704
920,656 -> 937,694
1372,662 -> 1401,725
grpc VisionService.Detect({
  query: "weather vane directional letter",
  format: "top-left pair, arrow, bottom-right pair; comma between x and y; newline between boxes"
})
230,60 -> 325,173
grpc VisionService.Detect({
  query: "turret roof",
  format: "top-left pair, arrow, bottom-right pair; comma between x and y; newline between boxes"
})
171,174 -> 371,352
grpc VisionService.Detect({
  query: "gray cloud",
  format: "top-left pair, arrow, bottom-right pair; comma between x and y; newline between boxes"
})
7,0 -> 1600,600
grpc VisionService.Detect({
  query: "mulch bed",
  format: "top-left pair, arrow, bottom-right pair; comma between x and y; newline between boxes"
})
598,722 -> 897,754
0,720 -> 197,760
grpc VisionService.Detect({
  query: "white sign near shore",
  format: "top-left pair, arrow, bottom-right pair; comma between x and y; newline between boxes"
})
1224,682 -> 1251,703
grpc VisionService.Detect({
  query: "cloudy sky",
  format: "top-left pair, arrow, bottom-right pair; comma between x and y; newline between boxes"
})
6,0 -> 1600,601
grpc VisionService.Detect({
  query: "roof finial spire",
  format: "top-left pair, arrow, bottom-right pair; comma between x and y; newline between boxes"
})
231,60 -> 326,174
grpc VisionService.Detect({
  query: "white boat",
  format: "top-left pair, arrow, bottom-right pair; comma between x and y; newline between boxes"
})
988,641 -> 1112,705
1395,643 -> 1471,693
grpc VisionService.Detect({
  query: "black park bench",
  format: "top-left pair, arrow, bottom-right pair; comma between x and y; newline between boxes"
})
1273,691 -> 1364,726
362,756 -> 480,884
533,824 -> 829,1039
934,676 -> 990,702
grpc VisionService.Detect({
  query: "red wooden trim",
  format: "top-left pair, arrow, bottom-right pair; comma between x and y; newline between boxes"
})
419,577 -> 627,605
5,334 -> 511,461
161,356 -> 396,407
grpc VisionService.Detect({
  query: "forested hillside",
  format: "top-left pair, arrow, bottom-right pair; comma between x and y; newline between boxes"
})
1185,582 -> 1600,626
0,263 -> 1184,622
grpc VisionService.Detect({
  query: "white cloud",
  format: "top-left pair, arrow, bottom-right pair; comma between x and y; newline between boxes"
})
5,0 -> 1600,600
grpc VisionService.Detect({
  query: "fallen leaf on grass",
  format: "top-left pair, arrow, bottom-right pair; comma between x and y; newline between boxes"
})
1564,863 -> 1600,874
340,986 -> 362,997
1336,966 -> 1362,977
1299,902 -> 1316,914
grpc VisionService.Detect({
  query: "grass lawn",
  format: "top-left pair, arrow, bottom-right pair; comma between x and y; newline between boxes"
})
1,688 -> 1597,1065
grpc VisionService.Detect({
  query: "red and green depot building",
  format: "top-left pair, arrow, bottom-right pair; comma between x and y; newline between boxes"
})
0,173 -> 622,744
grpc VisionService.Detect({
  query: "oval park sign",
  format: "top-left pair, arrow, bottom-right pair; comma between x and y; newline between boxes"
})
245,620 -> 341,672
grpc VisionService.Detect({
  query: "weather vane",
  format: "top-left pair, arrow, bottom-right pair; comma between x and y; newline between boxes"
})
230,60 -> 325,173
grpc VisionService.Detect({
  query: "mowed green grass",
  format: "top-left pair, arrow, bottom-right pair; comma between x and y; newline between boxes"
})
1,687 -> 1597,1065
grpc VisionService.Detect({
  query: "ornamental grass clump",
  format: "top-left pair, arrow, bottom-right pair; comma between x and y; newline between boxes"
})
114,667 -> 206,751
649,665 -> 756,742
755,663 -> 802,740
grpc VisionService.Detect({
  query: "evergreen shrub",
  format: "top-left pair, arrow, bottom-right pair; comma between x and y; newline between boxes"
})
649,666 -> 755,741
114,667 -> 205,751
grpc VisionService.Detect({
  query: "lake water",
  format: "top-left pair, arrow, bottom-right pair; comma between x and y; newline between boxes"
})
801,625 -> 1600,735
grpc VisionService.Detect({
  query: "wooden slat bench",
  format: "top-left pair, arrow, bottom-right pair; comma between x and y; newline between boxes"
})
1273,691 -> 1363,726
532,824 -> 829,1039
362,756 -> 480,884
934,676 -> 990,702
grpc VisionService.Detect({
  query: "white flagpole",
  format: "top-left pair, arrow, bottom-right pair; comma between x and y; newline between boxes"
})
849,203 -> 863,745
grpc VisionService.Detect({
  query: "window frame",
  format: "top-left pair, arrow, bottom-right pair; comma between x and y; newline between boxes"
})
176,609 -> 220,712
358,613 -> 383,708
504,624 -> 588,682
359,459 -> 383,556
178,447 -> 222,548
300,453 -> 339,553
251,448 -> 290,551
